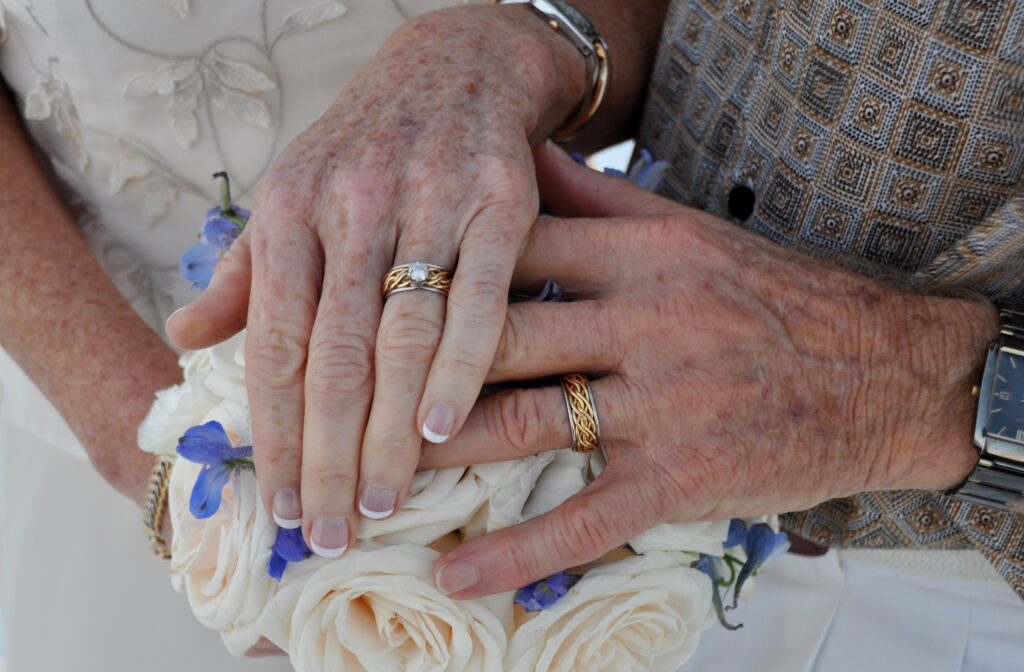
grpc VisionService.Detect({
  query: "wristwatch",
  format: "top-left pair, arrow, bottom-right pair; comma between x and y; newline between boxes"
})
954,309 -> 1024,512
494,0 -> 610,141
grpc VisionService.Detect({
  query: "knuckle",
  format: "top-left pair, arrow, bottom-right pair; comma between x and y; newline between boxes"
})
505,540 -> 543,581
304,463 -> 358,496
488,389 -> 544,454
306,330 -> 375,398
492,311 -> 525,376
247,326 -> 309,387
473,156 -> 534,206
451,268 -> 509,315
440,341 -> 488,379
377,314 -> 442,366
550,505 -> 613,561
581,302 -> 624,360
255,445 -> 299,473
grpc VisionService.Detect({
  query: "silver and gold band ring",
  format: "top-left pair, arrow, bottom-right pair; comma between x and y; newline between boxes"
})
561,373 -> 602,454
382,262 -> 453,300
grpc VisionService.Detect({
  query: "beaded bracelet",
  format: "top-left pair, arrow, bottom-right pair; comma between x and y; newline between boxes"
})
142,455 -> 175,559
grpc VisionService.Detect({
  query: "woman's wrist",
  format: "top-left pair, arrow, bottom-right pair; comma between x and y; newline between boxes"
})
398,5 -> 588,142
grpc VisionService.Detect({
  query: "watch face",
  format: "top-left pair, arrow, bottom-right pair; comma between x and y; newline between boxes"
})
987,349 -> 1024,443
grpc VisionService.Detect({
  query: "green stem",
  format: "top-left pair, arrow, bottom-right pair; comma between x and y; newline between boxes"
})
213,171 -> 232,212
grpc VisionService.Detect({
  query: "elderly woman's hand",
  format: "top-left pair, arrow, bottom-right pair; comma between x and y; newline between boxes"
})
165,5 -> 586,555
422,142 -> 998,597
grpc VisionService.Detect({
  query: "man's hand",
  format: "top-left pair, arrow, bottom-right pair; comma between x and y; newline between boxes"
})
422,142 -> 998,598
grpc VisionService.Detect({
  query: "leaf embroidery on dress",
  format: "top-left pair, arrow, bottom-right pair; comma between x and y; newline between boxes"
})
123,51 -> 276,148
155,0 -> 189,20
23,62 -> 89,171
277,1 -> 348,40
108,140 -> 185,228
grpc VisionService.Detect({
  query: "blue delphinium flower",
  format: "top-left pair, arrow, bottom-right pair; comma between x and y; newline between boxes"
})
725,519 -> 748,549
180,172 -> 250,290
514,571 -> 582,612
511,279 -> 565,303
626,149 -> 669,191
176,421 -> 254,519
268,527 -> 312,581
732,524 -> 790,607
179,243 -> 221,291
694,554 -> 742,631
597,148 -> 669,191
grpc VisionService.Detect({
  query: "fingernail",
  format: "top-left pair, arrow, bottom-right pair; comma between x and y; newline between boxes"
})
436,560 -> 479,595
359,485 -> 397,520
310,516 -> 349,558
165,306 -> 187,330
422,403 -> 456,443
272,488 -> 302,529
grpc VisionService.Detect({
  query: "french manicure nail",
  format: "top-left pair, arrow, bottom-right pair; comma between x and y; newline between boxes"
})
165,306 -> 187,330
359,485 -> 397,520
422,403 -> 456,444
310,516 -> 349,558
436,560 -> 479,595
272,488 -> 302,529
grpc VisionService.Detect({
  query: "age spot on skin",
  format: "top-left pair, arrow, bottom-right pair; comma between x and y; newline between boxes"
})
789,401 -> 806,425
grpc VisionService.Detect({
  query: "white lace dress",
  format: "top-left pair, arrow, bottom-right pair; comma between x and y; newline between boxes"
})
0,1 -> 469,669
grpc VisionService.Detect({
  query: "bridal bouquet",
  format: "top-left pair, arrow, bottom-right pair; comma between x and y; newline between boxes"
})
139,166 -> 788,672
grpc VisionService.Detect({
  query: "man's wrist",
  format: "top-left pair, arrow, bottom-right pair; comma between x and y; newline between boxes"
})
879,295 -> 999,493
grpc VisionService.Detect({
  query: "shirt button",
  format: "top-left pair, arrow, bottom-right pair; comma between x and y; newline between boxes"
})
727,185 -> 756,220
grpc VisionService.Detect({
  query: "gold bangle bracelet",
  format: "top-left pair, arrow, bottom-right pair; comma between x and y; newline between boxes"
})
143,456 -> 174,560
552,39 -> 610,143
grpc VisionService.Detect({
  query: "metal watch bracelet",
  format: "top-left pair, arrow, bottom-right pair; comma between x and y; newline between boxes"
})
955,309 -> 1024,512
494,0 -> 610,141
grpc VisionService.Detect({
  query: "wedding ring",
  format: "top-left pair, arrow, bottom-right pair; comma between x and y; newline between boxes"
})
561,373 -> 602,454
382,262 -> 453,299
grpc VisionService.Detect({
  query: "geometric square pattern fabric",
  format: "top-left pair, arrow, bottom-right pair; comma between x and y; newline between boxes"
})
639,0 -> 1024,599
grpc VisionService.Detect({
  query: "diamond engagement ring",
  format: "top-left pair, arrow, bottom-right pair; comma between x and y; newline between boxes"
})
382,262 -> 453,299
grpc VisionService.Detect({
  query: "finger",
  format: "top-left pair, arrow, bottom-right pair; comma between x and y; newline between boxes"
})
488,300 -> 623,384
434,473 -> 652,598
417,203 -> 528,446
167,227 -> 252,349
358,257 -> 449,520
300,248 -> 381,557
245,210 -> 323,528
419,375 -> 631,470
534,140 -> 688,219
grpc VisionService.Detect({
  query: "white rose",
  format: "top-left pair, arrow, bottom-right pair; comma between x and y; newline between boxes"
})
628,520 -> 730,556
138,333 -> 247,455
469,453 -> 557,536
521,449 -> 589,519
505,552 -> 713,672
283,544 -> 511,672
202,333 -> 248,406
359,467 -> 494,546
169,458 -> 280,655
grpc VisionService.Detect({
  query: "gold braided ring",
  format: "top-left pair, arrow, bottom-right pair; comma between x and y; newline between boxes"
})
561,373 -> 602,454
382,262 -> 453,299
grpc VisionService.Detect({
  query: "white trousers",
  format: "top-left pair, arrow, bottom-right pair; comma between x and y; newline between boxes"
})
681,549 -> 1024,672
0,350 -> 290,671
